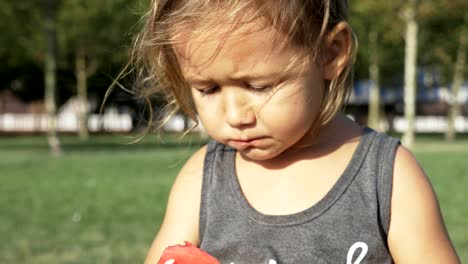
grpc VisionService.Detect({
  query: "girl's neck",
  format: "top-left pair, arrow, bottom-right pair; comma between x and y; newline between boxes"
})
294,113 -> 362,152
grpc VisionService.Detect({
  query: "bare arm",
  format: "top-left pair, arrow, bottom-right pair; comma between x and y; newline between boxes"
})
388,146 -> 460,263
144,145 -> 207,264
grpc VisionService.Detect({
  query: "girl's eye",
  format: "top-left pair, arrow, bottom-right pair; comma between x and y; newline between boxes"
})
248,83 -> 272,93
196,86 -> 219,96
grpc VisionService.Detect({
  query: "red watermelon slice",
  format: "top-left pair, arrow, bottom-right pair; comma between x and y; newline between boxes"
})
157,241 -> 220,264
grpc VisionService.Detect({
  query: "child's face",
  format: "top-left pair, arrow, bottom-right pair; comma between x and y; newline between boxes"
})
174,20 -> 325,161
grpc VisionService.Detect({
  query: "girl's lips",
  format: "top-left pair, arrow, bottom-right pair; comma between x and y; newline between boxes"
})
228,137 -> 265,149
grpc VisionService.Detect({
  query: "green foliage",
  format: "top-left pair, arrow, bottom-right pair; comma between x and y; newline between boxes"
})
0,0 -> 144,104
349,0 -> 405,85
58,0 -> 141,68
1,1 -> 466,107
0,1 -> 44,67
418,0 -> 468,85
349,0 -> 467,87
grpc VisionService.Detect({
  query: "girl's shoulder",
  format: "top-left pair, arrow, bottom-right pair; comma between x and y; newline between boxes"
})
181,144 -> 209,177
387,142 -> 461,262
145,144 -> 208,263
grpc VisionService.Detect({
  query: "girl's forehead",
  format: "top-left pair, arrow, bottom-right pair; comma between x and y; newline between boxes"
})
173,19 -> 280,58
172,19 -> 307,79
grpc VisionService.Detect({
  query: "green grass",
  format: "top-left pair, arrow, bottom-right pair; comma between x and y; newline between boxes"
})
0,134 -> 206,264
412,138 -> 468,262
0,133 -> 467,263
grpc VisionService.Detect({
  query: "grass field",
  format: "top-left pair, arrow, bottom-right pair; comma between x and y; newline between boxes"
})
0,133 -> 467,263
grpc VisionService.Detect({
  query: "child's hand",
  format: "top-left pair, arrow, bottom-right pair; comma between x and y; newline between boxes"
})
157,241 -> 220,264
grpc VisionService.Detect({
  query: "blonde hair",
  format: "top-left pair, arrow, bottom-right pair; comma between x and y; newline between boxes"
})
111,0 -> 357,134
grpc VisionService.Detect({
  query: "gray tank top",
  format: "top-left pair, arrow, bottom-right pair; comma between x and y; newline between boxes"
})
199,127 -> 399,264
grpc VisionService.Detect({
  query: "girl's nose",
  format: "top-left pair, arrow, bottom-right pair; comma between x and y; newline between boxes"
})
223,91 -> 256,128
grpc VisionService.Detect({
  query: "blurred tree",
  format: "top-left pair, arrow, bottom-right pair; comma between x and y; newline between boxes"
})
58,0 -> 140,140
0,0 -> 142,117
401,0 -> 419,148
350,1 -> 402,131
351,0 -> 467,144
419,1 -> 468,141
0,1 -> 45,99
0,0 -> 63,155
44,0 -> 63,156
446,14 -> 468,141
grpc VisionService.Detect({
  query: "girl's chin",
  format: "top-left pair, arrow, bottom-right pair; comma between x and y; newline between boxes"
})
238,147 -> 283,162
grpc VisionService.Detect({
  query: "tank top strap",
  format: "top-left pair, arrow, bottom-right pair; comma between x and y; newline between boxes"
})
199,140 -> 236,239
369,130 -> 401,236
199,140 -> 216,239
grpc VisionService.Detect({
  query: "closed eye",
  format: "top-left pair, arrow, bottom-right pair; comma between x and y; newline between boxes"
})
247,83 -> 273,93
194,82 -> 274,97
195,86 -> 220,97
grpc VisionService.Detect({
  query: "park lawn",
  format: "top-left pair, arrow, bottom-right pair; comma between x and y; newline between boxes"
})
0,133 -> 467,263
0,134 -> 205,264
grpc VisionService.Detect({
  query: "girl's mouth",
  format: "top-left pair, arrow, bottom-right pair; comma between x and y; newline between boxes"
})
229,137 -> 265,149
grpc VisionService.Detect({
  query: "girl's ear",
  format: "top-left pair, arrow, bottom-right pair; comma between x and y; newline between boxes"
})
322,22 -> 352,80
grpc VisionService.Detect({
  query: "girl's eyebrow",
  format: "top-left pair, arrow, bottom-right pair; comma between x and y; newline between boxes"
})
229,69 -> 302,84
186,71 -> 291,84
185,76 -> 212,85
230,72 -> 281,81
230,64 -> 305,81
184,63 -> 304,85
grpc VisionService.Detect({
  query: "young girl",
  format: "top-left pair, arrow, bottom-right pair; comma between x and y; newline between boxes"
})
132,0 -> 460,263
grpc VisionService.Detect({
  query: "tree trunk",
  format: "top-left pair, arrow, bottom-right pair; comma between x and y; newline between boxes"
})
402,0 -> 418,149
446,21 -> 467,141
44,0 -> 62,156
76,46 -> 89,140
368,28 -> 381,131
